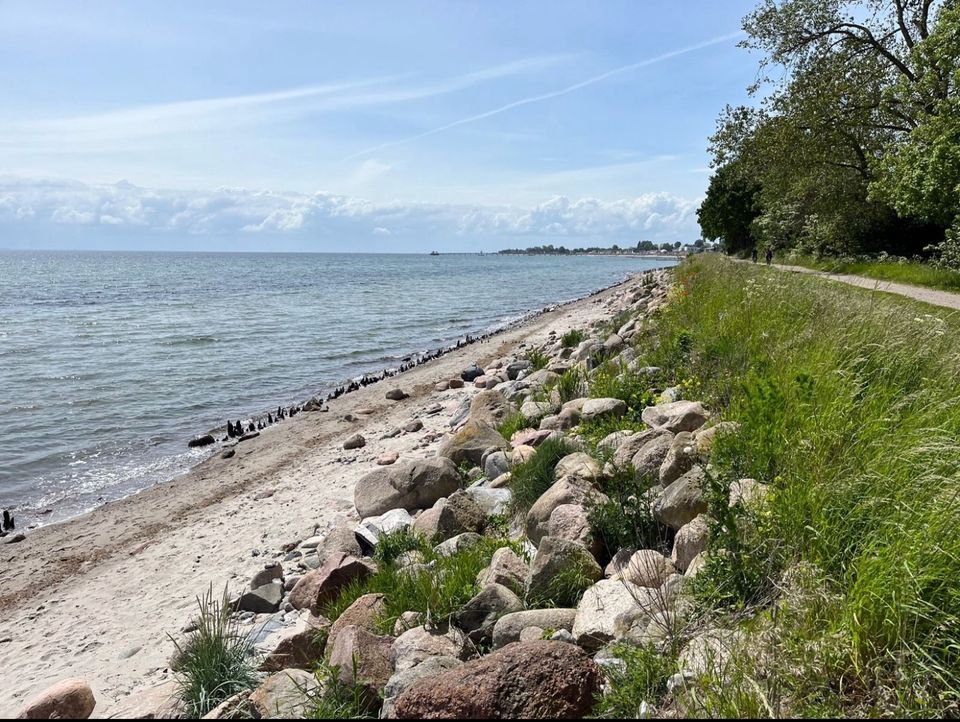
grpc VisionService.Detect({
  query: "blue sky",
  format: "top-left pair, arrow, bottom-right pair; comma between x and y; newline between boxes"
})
0,1 -> 759,251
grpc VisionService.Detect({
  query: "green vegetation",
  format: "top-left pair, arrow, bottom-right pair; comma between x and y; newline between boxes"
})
560,328 -> 585,348
587,358 -> 657,417
372,527 -> 425,565
593,643 -> 676,719
524,347 -> 550,371
170,587 -> 258,718
306,659 -> 378,719
700,0 -> 960,267
636,254 -> 960,716
779,252 -> 960,293
320,533 -> 525,635
526,557 -> 597,608
587,465 -> 669,561
496,410 -> 529,442
507,435 -> 576,514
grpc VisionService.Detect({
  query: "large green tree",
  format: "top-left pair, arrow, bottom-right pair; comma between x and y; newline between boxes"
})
697,160 -> 762,253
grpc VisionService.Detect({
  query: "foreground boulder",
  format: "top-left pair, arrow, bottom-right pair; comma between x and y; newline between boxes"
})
451,583 -> 524,644
289,553 -> 374,613
525,477 -> 605,545
327,626 -> 394,706
641,400 -> 709,433
653,466 -> 707,530
438,420 -> 510,466
354,458 -> 461,518
16,679 -> 95,719
391,640 -> 602,719
525,536 -> 602,605
572,579 -> 655,650
391,625 -> 471,673
326,593 -> 387,652
249,669 -> 318,718
259,612 -> 331,671
468,390 -> 517,427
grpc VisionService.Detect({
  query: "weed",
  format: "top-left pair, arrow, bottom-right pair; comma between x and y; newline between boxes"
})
561,329 -> 586,348
507,435 -> 576,514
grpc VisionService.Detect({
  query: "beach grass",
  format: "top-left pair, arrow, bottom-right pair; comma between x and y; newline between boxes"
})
507,435 -> 576,514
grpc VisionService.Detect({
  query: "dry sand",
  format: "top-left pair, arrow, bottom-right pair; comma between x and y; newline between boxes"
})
0,273 -> 651,716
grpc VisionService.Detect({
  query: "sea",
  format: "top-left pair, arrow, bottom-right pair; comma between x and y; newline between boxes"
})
0,251 -> 675,526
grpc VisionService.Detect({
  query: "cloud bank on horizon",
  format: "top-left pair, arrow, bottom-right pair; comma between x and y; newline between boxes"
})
0,176 -> 698,252
0,0 -> 758,251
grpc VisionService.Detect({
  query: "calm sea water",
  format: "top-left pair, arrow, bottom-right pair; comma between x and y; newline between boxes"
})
0,251 -> 674,526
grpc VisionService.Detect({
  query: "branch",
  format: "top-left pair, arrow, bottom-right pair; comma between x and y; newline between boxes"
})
893,0 -> 916,48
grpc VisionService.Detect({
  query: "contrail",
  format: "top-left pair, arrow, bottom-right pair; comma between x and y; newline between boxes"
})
344,30 -> 745,161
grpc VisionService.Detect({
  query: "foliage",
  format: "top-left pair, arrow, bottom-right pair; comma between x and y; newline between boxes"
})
507,435 -> 576,514
588,358 -> 657,419
496,411 -> 529,443
697,159 -> 762,253
587,465 -> 671,561
526,557 -> 598,608
373,528 -> 428,566
306,658 -> 378,719
561,328 -> 585,348
593,643 -> 676,718
524,348 -> 550,371
170,587 -> 258,718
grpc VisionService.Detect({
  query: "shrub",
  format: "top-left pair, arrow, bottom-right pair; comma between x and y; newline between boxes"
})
170,587 -> 258,718
587,465 -> 670,561
496,411 -> 528,442
373,528 -> 429,566
593,643 -> 675,719
306,658 -> 379,719
524,348 -> 550,370
561,329 -> 585,348
507,435 -> 576,514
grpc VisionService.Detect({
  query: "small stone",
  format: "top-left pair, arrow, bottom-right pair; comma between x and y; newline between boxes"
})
343,433 -> 366,450
387,388 -> 409,401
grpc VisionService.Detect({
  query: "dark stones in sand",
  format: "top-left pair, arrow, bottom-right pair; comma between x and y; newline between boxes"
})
386,388 -> 409,401
344,433 -> 366,450
188,434 -> 216,448
2,510 -> 14,531
222,448 -> 236,459
239,432 -> 260,442
461,365 -> 484,382
2,532 -> 25,544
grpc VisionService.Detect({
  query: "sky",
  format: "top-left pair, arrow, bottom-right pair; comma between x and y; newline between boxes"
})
0,0 -> 760,252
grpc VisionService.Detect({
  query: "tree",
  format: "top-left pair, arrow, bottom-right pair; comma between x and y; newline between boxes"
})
636,240 -> 657,251
697,160 -> 762,254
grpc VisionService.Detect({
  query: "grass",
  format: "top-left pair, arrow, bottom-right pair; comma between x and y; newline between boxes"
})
631,253 -> 960,716
526,557 -> 598,608
779,252 -> 960,293
587,465 -> 671,563
496,410 -> 529,442
588,357 -> 658,416
320,533 -> 525,635
561,328 -> 586,348
170,587 -> 258,718
306,659 -> 378,719
507,435 -> 576,514
524,347 -> 551,370
593,643 -> 676,719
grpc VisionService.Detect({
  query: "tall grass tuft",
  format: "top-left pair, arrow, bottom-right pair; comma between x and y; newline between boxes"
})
524,348 -> 550,370
507,435 -> 575,514
561,329 -> 585,348
170,586 -> 258,718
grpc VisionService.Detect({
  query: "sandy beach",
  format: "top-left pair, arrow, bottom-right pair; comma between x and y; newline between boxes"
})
0,272 -> 650,716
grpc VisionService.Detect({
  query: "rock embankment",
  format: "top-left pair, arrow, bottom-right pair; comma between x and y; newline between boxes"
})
20,267 -> 768,720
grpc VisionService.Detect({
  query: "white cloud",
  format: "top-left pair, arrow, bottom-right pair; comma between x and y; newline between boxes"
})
0,175 -> 700,246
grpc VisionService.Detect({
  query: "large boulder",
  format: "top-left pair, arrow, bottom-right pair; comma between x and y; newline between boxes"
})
652,467 -> 707,530
525,477 -> 605,545
519,401 -> 558,425
391,625 -> 471,673
452,583 -> 524,644
630,432 -> 675,480
327,593 -> 387,652
391,641 -> 602,719
289,553 -> 375,613
438,420 -> 510,467
463,486 -> 511,517
525,536 -> 602,605
641,401 -> 709,433
476,546 -> 529,594
354,458 -> 461,518
553,452 -> 602,483
491,608 -> 577,649
610,549 -> 676,588
547,503 -> 599,555
16,679 -> 96,720
611,428 -> 672,469
412,491 -> 486,541
580,398 -> 627,423
572,579 -> 656,651
382,656 -> 463,719
469,390 -> 517,427
659,432 -> 697,487
326,626 -> 395,705
482,451 -> 510,482
672,515 -> 709,572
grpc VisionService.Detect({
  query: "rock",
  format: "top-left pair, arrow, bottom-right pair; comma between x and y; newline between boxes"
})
250,563 -> 283,589
573,579 -> 654,650
659,432 -> 697,486
404,419 -> 423,433
327,593 -> 387,652
391,640 -> 601,719
435,381 -> 450,392
318,526 -> 363,560
598,430 -> 636,453
289,553 -> 374,613
343,433 -> 366,450
611,549 -> 676,588
377,451 -> 400,465
413,490 -> 486,541
464,486 -> 511,516
237,582 -> 282,614
677,628 -> 744,679
572,339 -> 603,362
468,390 -> 517,427
382,656 -> 463,718
510,444 -> 537,464
249,669 -> 318,718
452,583 -> 524,644
201,690 -> 253,719
539,407 -> 580,431
603,547 -> 637,577
519,401 -> 557,425
553,452 -> 601,483
103,680 -> 181,719
672,515 -> 709,572
694,421 -> 739,456
641,401 -> 709,433
448,378 -> 465,389
188,434 -> 216,448
630,433 -> 675,480
653,467 -> 707,530
393,611 -> 423,636
437,420 -> 510,466
686,551 -> 709,578
525,536 -> 602,605
492,609 -> 577,649
391,625 -> 471,673
259,612 -> 330,672
510,429 -> 553,447
460,365 -> 484,382
483,450 -> 510,481
729,478 -> 769,508
610,427 -> 671,469
547,504 -> 599,555
387,388 -> 409,401
580,397 -> 627,423
525,477 -> 604,545
221,448 -> 236,459
476,547 -> 529,595
523,369 -> 561,388
506,360 -> 533,380
354,458 -> 461,518
604,333 -> 624,355
433,532 -> 484,557
327,626 -> 395,705
363,508 -> 414,538
16,679 -> 96,720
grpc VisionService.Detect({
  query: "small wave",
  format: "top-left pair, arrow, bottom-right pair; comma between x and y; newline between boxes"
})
161,335 -> 220,347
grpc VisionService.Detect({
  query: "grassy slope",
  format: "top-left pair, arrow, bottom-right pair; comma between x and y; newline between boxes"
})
780,253 -> 960,292
630,255 -> 960,717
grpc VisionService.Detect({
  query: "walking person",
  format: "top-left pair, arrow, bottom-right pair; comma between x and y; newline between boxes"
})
751,247 -> 758,263
765,247 -> 773,265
